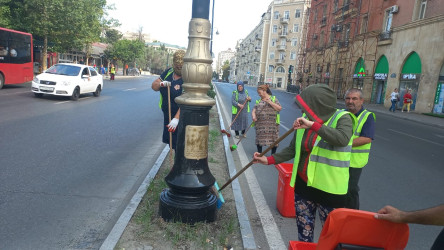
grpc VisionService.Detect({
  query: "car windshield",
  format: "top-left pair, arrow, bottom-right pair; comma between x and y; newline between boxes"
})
46,64 -> 81,76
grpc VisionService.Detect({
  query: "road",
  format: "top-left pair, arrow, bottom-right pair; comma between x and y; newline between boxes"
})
214,81 -> 444,250
0,75 -> 163,249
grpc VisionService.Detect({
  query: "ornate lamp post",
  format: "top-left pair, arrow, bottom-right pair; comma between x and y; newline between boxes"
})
159,0 -> 217,223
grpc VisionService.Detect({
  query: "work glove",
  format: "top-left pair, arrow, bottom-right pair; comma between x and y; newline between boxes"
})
160,81 -> 171,87
167,118 -> 179,132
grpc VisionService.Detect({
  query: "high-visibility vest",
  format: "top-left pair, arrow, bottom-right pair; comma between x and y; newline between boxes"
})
255,96 -> 280,124
158,68 -> 174,109
110,67 -> 115,74
232,90 -> 250,114
290,110 -> 356,195
350,109 -> 375,168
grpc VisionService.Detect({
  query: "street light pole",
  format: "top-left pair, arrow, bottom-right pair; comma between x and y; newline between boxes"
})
210,0 -> 215,57
159,0 -> 217,224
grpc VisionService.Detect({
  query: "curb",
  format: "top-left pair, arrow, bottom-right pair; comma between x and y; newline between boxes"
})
215,95 -> 257,250
99,145 -> 170,250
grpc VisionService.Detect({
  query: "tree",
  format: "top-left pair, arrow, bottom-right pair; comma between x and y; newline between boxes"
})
221,60 -> 230,82
102,29 -> 122,44
105,39 -> 145,74
0,0 -> 12,27
7,0 -> 108,70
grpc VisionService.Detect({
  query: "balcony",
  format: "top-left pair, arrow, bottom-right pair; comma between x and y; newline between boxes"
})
280,17 -> 289,24
275,59 -> 285,65
255,34 -> 261,40
378,30 -> 393,46
277,45 -> 286,51
338,40 -> 349,48
279,32 -> 288,38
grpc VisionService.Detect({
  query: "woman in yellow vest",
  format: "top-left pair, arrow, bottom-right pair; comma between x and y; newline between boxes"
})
231,81 -> 252,138
253,84 -> 355,242
252,84 -> 282,154
110,64 -> 116,80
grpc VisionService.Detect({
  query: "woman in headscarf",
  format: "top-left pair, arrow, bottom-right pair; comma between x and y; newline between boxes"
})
231,81 -> 252,139
252,84 -> 282,154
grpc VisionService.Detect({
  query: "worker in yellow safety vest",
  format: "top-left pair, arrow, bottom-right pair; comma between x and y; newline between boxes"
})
344,88 -> 375,209
253,84 -> 356,242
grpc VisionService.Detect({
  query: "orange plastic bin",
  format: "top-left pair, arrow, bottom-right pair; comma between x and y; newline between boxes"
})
275,163 -> 295,218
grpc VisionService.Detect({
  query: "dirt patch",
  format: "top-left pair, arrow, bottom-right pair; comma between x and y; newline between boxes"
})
115,105 -> 243,249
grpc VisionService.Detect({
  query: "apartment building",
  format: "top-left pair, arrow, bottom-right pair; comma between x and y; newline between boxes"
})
234,0 -> 310,89
305,0 -> 444,114
216,48 -> 235,80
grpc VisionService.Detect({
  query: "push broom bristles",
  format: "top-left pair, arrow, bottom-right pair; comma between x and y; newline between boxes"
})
230,144 -> 237,151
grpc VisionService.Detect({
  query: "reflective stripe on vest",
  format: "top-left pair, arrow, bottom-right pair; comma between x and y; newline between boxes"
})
350,110 -> 375,168
255,96 -> 280,124
158,68 -> 174,109
290,110 -> 356,195
232,90 -> 250,114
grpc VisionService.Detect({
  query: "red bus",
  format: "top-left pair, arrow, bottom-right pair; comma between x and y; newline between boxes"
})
0,27 -> 34,89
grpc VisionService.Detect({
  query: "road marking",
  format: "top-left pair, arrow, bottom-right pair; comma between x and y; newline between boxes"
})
55,101 -> 71,104
216,86 -> 286,249
124,88 -> 136,91
375,134 -> 390,141
388,129 -> 444,147
436,134 -> 444,138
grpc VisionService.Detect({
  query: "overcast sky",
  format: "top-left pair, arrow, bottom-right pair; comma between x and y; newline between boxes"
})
106,0 -> 272,58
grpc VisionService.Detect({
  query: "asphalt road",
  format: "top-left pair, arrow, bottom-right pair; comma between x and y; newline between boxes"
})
214,81 -> 444,250
0,75 -> 164,249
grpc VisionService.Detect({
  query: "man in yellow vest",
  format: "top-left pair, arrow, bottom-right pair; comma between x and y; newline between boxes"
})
253,84 -> 355,242
344,88 -> 375,209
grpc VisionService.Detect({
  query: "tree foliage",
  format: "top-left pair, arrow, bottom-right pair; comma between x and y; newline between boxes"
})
105,39 -> 145,73
221,60 -> 230,82
144,46 -> 174,75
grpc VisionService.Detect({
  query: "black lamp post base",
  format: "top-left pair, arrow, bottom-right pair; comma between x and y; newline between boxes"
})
159,188 -> 217,223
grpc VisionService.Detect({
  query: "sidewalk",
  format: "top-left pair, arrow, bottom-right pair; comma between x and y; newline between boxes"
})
338,101 -> 444,129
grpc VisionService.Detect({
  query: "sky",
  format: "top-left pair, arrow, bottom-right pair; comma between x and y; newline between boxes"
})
106,0 -> 273,59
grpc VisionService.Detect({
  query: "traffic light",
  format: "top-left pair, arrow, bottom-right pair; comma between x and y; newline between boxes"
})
288,65 -> 293,73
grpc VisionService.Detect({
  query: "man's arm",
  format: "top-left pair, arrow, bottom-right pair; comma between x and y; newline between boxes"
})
353,136 -> 372,147
375,204 -> 444,226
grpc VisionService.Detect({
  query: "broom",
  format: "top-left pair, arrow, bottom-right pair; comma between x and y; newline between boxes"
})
218,128 -> 295,192
220,98 -> 249,137
229,120 -> 254,151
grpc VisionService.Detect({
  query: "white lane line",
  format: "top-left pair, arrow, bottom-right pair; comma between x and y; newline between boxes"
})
436,134 -> 444,138
217,85 -> 286,249
55,101 -> 71,104
375,134 -> 390,141
388,129 -> 444,147
124,88 -> 136,91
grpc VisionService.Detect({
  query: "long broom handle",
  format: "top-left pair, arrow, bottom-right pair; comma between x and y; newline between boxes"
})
219,128 -> 295,192
167,85 -> 172,152
234,105 -> 265,146
226,98 -> 249,130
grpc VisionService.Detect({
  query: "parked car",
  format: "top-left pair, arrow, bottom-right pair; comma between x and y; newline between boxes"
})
128,68 -> 140,76
32,63 -> 103,101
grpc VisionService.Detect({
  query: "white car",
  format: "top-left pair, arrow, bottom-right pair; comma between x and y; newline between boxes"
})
32,63 -> 103,101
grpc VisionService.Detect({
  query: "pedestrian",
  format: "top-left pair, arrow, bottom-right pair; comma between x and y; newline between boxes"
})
125,64 -> 129,76
375,204 -> 444,250
344,88 -> 375,209
401,89 -> 413,112
231,81 -> 252,139
389,88 -> 399,112
110,64 -> 116,80
252,84 -> 355,242
252,84 -> 282,154
100,65 -> 106,75
151,50 -> 185,151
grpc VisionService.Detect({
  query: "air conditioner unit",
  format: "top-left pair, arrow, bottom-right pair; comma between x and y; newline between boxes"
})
279,26 -> 282,29
391,5 -> 399,13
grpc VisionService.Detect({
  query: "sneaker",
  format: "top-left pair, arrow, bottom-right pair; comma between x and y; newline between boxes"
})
235,135 -> 240,139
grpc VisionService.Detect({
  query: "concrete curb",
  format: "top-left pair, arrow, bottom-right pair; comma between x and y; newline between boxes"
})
99,145 -> 170,250
215,91 -> 257,249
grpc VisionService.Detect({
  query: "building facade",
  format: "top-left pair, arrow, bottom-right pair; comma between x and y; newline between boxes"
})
216,48 -> 235,80
235,0 -> 310,88
305,0 -> 444,114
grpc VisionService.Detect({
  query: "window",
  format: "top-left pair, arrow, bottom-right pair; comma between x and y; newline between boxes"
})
271,39 -> 277,46
284,11 -> 290,19
274,11 -> 280,20
89,67 -> 98,76
295,9 -> 301,18
273,25 -> 278,33
384,10 -> 393,32
330,30 -> 335,45
290,51 -> 296,60
269,52 -> 275,59
268,65 -> 274,72
361,15 -> 368,34
344,23 -> 351,41
283,25 -> 288,35
419,0 -> 427,19
293,24 -> 299,33
280,39 -> 286,46
334,0 -> 339,12
276,66 -> 285,73
291,38 -> 298,46
320,31 -> 325,47
279,52 -> 285,60
314,10 -> 318,22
